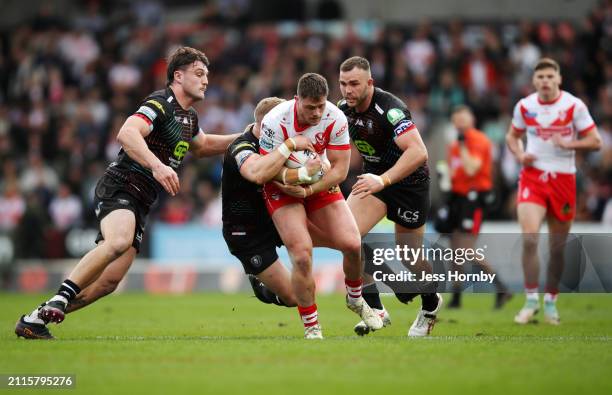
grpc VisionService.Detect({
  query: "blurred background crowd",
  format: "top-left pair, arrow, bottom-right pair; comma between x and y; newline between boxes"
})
0,0 -> 611,259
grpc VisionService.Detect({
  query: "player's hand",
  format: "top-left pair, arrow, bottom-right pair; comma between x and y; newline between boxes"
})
152,163 -> 180,196
273,181 -> 311,198
518,153 -> 536,167
305,157 -> 322,177
551,133 -> 569,149
290,135 -> 315,152
352,173 -> 385,199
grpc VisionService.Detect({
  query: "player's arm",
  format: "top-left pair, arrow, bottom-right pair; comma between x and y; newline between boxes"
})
505,125 -> 535,167
190,131 -> 242,158
308,148 -> 350,195
457,136 -> 484,177
117,115 -> 179,195
352,129 -> 427,198
240,136 -> 316,185
552,126 -> 602,151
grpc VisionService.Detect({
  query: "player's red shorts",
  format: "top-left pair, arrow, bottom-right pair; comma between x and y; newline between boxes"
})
263,183 -> 344,215
517,167 -> 576,222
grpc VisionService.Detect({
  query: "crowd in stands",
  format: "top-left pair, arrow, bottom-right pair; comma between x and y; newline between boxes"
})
0,0 -> 610,258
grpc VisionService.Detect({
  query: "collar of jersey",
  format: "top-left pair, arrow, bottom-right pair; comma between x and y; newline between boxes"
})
293,101 -> 310,133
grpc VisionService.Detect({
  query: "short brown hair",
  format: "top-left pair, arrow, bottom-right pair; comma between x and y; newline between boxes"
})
297,73 -> 328,99
340,56 -> 370,73
534,57 -> 560,73
254,97 -> 285,123
166,46 -> 210,86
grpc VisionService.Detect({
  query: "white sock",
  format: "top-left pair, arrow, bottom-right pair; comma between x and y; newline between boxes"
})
525,289 -> 539,302
22,306 -> 45,325
49,295 -> 69,306
544,293 -> 558,303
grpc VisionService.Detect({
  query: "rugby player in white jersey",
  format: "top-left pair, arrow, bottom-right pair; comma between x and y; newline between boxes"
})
506,58 -> 602,325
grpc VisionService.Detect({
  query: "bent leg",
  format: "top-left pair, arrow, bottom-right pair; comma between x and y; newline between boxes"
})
66,246 -> 137,314
256,260 -> 297,307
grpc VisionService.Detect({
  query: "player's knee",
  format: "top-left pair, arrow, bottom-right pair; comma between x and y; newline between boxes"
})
339,237 -> 361,259
104,236 -> 133,258
522,234 -> 539,251
290,249 -> 312,273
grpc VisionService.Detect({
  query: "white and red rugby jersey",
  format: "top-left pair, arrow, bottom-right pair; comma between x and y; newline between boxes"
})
259,99 -> 349,157
511,91 -> 596,173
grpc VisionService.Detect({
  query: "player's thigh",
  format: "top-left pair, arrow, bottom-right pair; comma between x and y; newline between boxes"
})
257,260 -> 293,297
100,209 -> 136,244
309,200 -> 361,251
271,203 -> 312,251
517,202 -> 547,233
347,193 -> 387,236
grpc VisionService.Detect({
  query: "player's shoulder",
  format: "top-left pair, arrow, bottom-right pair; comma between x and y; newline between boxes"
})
373,87 -> 407,111
559,90 -> 586,107
325,100 -> 347,119
229,130 -> 258,153
141,89 -> 174,115
337,98 -> 349,112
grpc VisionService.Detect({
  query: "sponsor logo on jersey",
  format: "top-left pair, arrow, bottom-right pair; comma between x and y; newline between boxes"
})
355,119 -> 365,127
137,106 -> 157,122
387,108 -> 406,125
393,119 -> 414,136
146,99 -> 165,115
314,132 -> 327,153
262,124 -> 275,138
169,141 -> 189,169
530,126 -> 572,140
354,139 -> 376,156
235,150 -> 253,169
335,123 -> 347,137
250,255 -> 262,268
260,135 -> 273,151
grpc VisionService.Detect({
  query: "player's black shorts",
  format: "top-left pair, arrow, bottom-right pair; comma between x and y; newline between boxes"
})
222,226 -> 283,275
93,174 -> 150,252
446,191 -> 489,234
373,181 -> 430,229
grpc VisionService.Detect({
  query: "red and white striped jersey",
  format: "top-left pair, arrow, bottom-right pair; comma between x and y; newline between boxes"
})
511,91 -> 595,173
259,99 -> 349,157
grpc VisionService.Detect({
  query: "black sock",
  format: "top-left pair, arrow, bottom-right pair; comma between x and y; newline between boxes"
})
362,283 -> 383,310
57,279 -> 81,302
395,292 -> 418,304
421,293 -> 439,312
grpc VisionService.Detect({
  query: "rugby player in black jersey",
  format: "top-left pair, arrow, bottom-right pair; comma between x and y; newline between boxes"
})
222,97 -> 321,308
16,47 -> 239,339
338,56 -> 442,337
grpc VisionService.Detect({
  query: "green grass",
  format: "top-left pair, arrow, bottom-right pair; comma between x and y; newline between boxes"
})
1,293 -> 611,395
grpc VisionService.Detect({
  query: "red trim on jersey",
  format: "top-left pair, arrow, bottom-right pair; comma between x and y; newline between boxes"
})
323,120 -> 336,142
259,148 -> 269,155
521,105 -> 540,127
133,113 -> 153,125
293,102 -> 309,133
512,124 -> 526,134
577,123 -> 596,137
537,91 -> 563,105
280,124 -> 289,140
395,124 -> 417,137
327,144 -> 350,150
550,104 -> 575,127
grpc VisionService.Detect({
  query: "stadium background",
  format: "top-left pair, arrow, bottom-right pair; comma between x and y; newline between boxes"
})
0,0 -> 610,293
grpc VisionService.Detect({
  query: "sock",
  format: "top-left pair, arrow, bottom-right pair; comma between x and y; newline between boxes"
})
23,304 -> 46,325
525,285 -> 539,301
362,283 -> 383,310
52,279 -> 82,305
345,278 -> 363,302
421,293 -> 439,312
298,304 -> 318,328
395,292 -> 418,304
544,292 -> 558,303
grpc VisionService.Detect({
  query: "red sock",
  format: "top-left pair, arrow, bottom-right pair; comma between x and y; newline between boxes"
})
298,304 -> 318,328
345,278 -> 363,300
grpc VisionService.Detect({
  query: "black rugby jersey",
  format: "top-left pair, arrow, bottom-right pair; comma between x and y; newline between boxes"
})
339,87 -> 429,185
105,88 -> 200,206
221,127 -> 275,236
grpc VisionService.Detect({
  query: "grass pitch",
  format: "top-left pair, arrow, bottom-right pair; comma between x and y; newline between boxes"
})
1,293 -> 611,395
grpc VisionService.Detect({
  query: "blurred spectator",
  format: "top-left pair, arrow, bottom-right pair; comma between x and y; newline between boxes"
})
48,183 -> 83,231
0,181 -> 25,232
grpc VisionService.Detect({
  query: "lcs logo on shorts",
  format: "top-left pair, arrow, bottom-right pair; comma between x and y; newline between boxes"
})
397,208 -> 419,223
173,141 -> 190,161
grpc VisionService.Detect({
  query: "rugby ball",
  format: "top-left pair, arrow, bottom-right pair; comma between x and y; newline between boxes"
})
285,149 -> 327,184
285,149 -> 319,169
